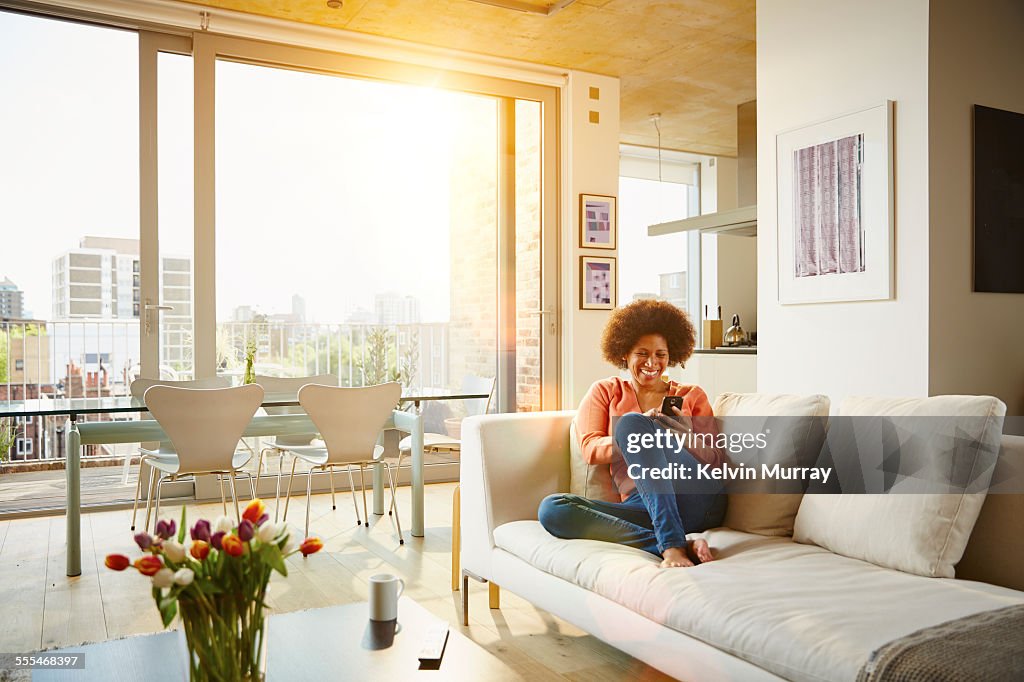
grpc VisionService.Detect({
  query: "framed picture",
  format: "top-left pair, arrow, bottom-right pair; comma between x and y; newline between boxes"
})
579,193 -> 617,249
776,101 -> 894,304
580,256 -> 616,310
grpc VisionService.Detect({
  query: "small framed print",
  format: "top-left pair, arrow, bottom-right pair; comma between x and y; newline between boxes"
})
580,256 -> 616,310
579,193 -> 617,249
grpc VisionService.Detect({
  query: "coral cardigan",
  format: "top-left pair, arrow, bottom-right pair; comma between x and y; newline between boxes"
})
574,376 -> 725,500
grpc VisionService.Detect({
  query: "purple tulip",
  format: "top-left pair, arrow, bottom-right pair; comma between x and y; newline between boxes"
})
134,532 -> 153,550
237,519 -> 255,542
155,519 -> 176,541
210,531 -> 226,550
190,519 -> 211,543
256,513 -> 269,527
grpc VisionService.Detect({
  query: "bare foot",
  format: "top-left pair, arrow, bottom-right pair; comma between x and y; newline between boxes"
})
659,546 -> 695,568
690,538 -> 715,563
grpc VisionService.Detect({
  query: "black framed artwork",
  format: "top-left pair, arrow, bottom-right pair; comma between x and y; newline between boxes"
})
974,104 -> 1024,293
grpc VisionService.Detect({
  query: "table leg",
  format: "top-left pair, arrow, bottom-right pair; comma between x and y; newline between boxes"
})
410,412 -> 424,537
66,419 -> 82,577
372,463 -> 384,516
372,434 -> 384,516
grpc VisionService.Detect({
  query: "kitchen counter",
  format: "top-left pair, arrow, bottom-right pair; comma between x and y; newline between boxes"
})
693,347 -> 757,355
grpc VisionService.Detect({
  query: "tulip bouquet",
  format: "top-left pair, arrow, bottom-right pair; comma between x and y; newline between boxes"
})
105,499 -> 323,682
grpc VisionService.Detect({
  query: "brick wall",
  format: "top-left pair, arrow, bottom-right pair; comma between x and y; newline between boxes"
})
448,101 -> 543,412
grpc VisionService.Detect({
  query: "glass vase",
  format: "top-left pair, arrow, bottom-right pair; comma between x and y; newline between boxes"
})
179,585 -> 268,682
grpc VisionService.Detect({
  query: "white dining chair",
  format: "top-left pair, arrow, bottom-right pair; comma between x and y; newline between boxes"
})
279,382 -> 403,541
253,374 -> 337,520
142,384 -> 264,531
128,376 -> 231,531
396,375 -> 495,459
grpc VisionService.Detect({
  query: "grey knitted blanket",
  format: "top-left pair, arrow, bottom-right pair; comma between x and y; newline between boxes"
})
857,604 -> 1024,682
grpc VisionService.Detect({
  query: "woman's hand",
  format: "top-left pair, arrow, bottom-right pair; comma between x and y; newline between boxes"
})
656,405 -> 693,433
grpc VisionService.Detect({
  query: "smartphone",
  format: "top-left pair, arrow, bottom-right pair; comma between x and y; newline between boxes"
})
661,395 -> 684,415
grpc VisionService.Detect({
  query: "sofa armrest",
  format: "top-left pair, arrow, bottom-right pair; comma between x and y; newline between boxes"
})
460,410 -> 574,579
957,434 -> 1024,591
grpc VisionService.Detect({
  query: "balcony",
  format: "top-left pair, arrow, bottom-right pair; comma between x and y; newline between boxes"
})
1,319 -> 478,515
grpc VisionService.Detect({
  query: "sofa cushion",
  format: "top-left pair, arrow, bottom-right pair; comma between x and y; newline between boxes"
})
568,420 -> 619,503
495,521 -> 1024,682
794,395 -> 1006,578
712,392 -> 830,536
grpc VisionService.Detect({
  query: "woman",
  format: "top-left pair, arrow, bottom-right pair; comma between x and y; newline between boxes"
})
538,300 -> 727,568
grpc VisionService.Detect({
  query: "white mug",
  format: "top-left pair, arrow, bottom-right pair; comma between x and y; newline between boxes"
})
368,573 -> 405,622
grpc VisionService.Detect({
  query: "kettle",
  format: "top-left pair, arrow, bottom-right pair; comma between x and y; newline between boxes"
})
723,314 -> 746,346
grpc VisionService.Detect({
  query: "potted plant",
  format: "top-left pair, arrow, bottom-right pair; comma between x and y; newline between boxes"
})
0,418 -> 16,472
105,499 -> 322,681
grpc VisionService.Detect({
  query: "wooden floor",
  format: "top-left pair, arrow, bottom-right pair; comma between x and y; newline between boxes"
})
0,482 -> 674,681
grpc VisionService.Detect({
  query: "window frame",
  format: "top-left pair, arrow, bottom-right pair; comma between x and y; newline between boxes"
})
189,33 -> 561,409
618,145 -> 702,327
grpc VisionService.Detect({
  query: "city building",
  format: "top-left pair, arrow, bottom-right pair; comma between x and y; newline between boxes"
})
51,236 -> 141,319
2,321 -> 51,385
659,270 -> 687,310
342,306 -> 375,325
50,236 -> 193,380
374,291 -> 421,325
0,277 -> 24,319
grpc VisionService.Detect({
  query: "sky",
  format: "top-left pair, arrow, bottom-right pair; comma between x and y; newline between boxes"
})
0,10 -> 494,324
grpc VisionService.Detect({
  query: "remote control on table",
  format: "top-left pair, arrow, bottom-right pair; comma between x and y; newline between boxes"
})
417,622 -> 450,664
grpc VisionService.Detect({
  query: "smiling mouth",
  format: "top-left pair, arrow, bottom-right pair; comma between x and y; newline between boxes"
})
640,368 -> 660,378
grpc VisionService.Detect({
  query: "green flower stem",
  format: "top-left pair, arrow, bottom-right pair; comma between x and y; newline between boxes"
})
177,552 -> 269,681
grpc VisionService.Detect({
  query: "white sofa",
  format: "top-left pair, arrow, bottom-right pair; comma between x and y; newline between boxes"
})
458,395 -> 1024,682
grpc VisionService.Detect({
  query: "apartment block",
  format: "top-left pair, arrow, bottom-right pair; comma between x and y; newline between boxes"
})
0,277 -> 24,319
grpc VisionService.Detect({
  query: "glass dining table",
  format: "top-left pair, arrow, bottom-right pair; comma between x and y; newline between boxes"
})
0,390 -> 487,577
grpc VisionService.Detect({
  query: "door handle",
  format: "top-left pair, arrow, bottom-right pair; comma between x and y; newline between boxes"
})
144,301 -> 174,334
526,309 -> 556,334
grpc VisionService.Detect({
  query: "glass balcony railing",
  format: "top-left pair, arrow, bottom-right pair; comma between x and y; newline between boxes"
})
0,319 -> 463,467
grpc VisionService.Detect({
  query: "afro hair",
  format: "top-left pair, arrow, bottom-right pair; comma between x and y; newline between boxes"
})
600,300 -> 696,369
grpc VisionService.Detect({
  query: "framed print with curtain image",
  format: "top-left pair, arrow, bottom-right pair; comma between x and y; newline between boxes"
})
776,101 -> 894,304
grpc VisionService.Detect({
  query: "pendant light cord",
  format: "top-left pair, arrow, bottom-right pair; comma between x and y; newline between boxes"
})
653,115 -> 663,182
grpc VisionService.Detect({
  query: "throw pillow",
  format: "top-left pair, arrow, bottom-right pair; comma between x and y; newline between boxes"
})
568,420 -> 619,503
713,392 -> 830,536
793,395 -> 1006,578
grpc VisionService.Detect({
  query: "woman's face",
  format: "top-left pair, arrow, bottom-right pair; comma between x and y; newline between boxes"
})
625,333 -> 669,389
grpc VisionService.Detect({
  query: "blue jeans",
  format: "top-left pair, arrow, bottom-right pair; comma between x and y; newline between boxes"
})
538,412 -> 726,557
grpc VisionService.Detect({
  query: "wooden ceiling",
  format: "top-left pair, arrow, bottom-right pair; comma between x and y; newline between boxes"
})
181,0 -> 755,156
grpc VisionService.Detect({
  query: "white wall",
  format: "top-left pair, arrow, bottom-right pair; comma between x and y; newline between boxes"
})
717,234 -> 757,334
563,72 -> 621,405
757,0 -> 931,406
699,156 -> 738,323
928,0 -> 1024,415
